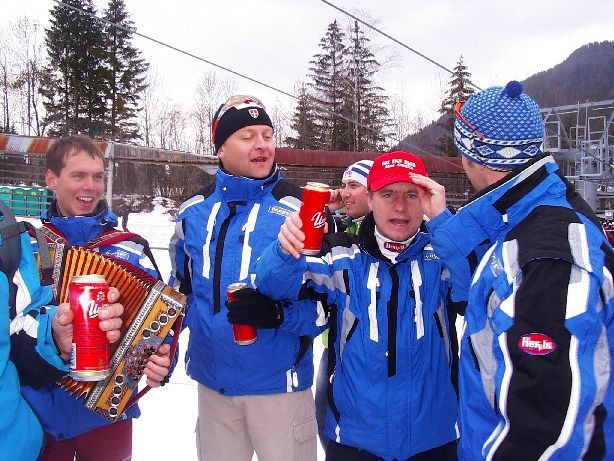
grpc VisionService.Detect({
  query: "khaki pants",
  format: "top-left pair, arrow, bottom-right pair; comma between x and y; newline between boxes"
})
196,384 -> 317,461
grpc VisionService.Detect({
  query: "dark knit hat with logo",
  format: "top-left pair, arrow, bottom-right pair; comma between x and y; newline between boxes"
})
211,95 -> 273,153
454,81 -> 544,170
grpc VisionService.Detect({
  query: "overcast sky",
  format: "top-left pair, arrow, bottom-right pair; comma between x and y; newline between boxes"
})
3,0 -> 614,123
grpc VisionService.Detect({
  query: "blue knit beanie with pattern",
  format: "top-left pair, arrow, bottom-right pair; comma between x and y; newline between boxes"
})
454,81 -> 544,170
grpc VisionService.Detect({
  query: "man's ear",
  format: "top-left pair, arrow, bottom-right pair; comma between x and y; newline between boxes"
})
367,192 -> 374,211
45,169 -> 58,190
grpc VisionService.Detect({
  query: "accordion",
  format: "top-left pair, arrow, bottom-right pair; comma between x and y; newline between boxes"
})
45,245 -> 186,421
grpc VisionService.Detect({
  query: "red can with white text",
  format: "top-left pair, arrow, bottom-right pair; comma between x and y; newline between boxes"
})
299,182 -> 330,255
227,282 -> 257,346
68,274 -> 110,381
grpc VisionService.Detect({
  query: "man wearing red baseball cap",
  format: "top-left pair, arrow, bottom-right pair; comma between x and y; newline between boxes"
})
254,151 -> 460,460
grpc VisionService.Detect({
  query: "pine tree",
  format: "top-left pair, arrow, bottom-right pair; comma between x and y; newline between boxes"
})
102,0 -> 148,141
344,20 -> 389,151
308,20 -> 348,150
438,56 -> 475,156
286,83 -> 319,149
304,20 -> 390,152
41,0 -> 107,136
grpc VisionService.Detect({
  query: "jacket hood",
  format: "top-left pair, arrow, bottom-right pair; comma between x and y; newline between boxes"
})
449,154 -> 601,247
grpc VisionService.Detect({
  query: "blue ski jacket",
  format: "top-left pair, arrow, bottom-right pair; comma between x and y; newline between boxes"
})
169,167 -> 323,396
2,223 -> 68,460
428,155 -> 614,460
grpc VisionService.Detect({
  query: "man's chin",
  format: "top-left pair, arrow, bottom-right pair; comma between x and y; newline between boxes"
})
247,163 -> 274,178
76,203 -> 96,214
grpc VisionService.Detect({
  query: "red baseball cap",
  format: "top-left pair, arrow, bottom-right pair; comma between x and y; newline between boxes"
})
367,151 -> 428,191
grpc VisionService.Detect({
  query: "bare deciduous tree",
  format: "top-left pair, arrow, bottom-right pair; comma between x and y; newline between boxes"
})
9,17 -> 46,136
388,87 -> 413,147
192,71 -> 236,155
138,68 -> 163,147
154,100 -> 189,151
268,97 -> 291,148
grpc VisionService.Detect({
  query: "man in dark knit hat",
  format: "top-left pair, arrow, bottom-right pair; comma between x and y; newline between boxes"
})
170,95 -> 321,460
413,81 -> 614,460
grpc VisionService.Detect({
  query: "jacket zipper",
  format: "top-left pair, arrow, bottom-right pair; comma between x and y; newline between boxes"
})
212,201 -> 241,314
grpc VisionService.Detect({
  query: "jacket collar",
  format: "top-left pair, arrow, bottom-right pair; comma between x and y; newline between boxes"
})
454,154 -> 565,242
42,199 -> 118,246
358,213 -> 428,264
215,164 -> 280,202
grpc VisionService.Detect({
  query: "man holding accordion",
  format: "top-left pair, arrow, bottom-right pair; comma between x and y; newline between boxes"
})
20,135 -> 173,461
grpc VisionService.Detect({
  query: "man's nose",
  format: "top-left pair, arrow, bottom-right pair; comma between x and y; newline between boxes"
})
254,133 -> 270,149
83,176 -> 97,189
393,195 -> 408,211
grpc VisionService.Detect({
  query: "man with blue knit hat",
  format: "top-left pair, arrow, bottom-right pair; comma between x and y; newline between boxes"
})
170,95 -> 321,460
333,159 -> 374,233
413,81 -> 614,460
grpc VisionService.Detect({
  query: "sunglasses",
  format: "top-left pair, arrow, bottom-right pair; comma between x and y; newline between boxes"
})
454,100 -> 485,141
211,95 -> 266,145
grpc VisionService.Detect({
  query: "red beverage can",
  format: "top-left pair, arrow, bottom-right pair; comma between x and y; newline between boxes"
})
227,282 -> 257,346
68,274 -> 110,381
299,182 -> 330,255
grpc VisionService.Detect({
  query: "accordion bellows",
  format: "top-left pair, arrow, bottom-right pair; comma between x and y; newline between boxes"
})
49,246 -> 186,421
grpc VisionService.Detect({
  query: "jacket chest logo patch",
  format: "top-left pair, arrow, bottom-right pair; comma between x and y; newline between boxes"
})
268,205 -> 291,218
105,249 -> 129,260
518,333 -> 556,355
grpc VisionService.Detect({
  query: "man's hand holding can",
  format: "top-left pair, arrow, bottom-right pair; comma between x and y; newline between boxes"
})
227,283 -> 258,345
298,182 -> 330,255
52,286 -> 124,363
278,212 -> 306,259
226,287 -> 283,336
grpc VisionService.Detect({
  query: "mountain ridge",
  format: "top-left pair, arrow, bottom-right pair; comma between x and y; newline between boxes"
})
401,40 -> 614,155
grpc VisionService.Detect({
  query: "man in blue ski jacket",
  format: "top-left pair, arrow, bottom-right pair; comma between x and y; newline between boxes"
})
21,135 -> 171,461
254,151 -> 460,461
169,95 -> 322,460
413,81 -> 614,460
1,198 -> 124,461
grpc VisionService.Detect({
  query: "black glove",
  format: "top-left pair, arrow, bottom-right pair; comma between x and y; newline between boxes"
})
226,288 -> 284,329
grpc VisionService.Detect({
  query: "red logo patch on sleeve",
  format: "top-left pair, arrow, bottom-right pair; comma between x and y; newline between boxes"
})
518,333 -> 557,355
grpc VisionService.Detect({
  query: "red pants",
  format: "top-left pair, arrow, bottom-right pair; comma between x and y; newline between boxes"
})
40,419 -> 132,461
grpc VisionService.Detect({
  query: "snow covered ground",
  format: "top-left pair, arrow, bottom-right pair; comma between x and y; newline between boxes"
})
125,203 -> 199,461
